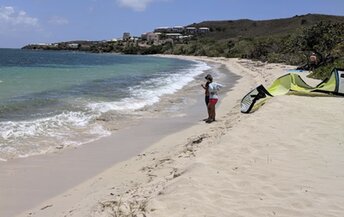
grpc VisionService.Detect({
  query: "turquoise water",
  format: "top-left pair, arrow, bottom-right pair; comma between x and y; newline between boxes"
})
0,49 -> 209,160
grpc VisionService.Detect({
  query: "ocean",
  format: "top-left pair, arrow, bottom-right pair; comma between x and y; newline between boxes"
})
0,49 -> 210,161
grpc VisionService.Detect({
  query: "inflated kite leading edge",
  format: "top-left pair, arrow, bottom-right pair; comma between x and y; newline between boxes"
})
241,68 -> 344,113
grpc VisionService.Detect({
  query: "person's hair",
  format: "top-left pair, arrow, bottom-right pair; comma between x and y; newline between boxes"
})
205,74 -> 213,81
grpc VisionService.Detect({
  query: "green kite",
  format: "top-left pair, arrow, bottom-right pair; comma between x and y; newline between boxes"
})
241,68 -> 344,113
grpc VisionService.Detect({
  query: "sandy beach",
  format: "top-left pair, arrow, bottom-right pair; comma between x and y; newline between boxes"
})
2,56 -> 344,217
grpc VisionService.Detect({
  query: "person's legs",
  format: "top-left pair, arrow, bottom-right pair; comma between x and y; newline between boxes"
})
206,99 -> 218,123
212,104 -> 216,121
205,96 -> 209,106
205,96 -> 210,120
206,103 -> 214,123
207,105 -> 211,120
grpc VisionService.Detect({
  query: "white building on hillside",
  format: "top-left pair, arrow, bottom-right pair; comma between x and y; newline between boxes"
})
172,26 -> 184,33
141,32 -> 160,42
68,43 -> 79,49
166,33 -> 182,40
185,27 -> 197,34
123,32 -> 131,41
198,27 -> 210,34
154,27 -> 172,33
147,32 -> 159,42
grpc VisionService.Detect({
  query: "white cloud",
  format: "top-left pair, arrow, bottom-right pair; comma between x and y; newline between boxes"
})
117,0 -> 154,11
48,16 -> 69,25
0,6 -> 38,27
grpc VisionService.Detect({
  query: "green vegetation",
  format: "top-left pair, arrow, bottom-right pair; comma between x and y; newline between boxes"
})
164,14 -> 344,80
311,58 -> 344,79
23,14 -> 344,80
116,14 -> 343,79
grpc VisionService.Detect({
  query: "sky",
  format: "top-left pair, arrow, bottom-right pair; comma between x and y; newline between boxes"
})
0,0 -> 343,48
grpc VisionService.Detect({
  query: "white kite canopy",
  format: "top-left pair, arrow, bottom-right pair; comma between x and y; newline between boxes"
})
241,68 -> 344,113
316,68 -> 344,95
338,69 -> 344,94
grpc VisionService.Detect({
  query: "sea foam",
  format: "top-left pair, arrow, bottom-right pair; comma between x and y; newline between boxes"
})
87,61 -> 210,113
0,58 -> 210,160
0,110 -> 110,160
0,111 -> 94,140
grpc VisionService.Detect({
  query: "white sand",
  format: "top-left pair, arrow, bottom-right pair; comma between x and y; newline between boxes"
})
13,57 -> 344,217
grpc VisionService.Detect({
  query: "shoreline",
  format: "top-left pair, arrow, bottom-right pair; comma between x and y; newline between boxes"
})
0,57 -> 238,217
0,55 -> 208,162
4,56 -> 344,217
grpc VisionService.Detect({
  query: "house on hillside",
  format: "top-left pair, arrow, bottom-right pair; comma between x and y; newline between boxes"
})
154,27 -> 172,33
185,27 -> 197,34
166,33 -> 182,40
123,32 -> 131,41
198,27 -> 210,34
67,43 -> 79,49
147,32 -> 160,42
172,26 -> 184,33
141,33 -> 148,40
141,32 -> 160,42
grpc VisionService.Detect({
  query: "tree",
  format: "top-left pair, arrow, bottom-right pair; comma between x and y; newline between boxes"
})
295,22 -> 344,65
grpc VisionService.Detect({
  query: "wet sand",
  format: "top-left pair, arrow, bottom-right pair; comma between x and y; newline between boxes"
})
0,60 -> 237,217
3,56 -> 344,217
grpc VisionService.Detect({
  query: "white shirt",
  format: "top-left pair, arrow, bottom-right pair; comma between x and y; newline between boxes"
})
208,82 -> 223,99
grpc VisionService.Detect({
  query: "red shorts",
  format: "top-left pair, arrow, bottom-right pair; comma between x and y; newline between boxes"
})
209,98 -> 218,105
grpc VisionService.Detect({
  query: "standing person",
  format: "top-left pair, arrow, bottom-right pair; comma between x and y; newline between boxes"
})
201,74 -> 211,120
309,52 -> 318,72
206,75 -> 223,123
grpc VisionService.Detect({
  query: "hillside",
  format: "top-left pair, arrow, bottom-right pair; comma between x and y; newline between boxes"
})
174,14 -> 344,79
192,14 -> 344,40
23,14 -> 344,79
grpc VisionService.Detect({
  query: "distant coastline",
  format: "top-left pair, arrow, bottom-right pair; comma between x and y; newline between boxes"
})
22,13 -> 344,80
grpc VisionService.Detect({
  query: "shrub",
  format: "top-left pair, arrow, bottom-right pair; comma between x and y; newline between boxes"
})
309,58 -> 344,79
